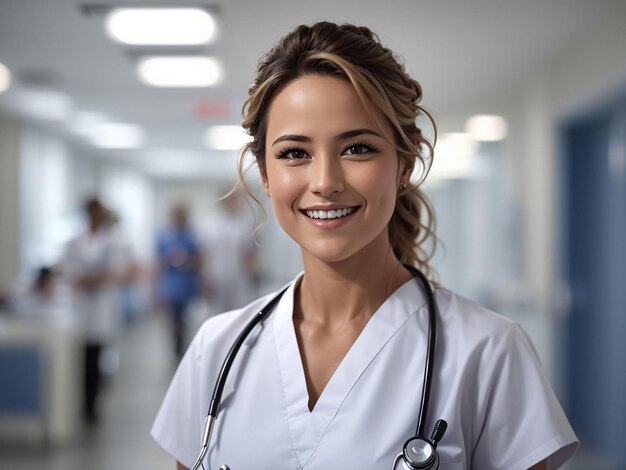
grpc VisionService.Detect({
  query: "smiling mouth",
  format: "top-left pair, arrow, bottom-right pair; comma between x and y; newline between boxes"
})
301,206 -> 360,220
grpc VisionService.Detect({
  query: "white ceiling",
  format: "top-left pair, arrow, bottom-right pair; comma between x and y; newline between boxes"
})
0,0 -> 624,179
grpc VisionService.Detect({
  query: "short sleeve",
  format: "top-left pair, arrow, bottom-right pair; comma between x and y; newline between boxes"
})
151,325 -> 208,468
471,324 -> 578,470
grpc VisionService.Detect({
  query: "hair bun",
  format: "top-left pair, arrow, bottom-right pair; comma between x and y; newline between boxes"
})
339,24 -> 377,41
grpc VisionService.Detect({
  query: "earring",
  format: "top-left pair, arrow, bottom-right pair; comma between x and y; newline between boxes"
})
399,181 -> 406,190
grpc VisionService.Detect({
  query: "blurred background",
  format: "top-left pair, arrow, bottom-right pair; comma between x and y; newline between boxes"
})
0,0 -> 625,469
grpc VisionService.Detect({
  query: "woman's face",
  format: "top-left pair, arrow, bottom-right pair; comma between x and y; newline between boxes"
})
262,74 -> 410,263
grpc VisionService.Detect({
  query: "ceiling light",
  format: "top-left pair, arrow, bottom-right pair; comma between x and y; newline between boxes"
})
139,150 -> 211,178
204,125 -> 251,150
427,133 -> 482,180
0,62 -> 11,93
465,114 -> 508,141
138,56 -> 222,87
12,89 -> 73,121
68,111 -> 107,137
105,8 -> 217,46
90,123 -> 145,149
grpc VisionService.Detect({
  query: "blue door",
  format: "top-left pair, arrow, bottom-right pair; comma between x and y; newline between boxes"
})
561,94 -> 626,466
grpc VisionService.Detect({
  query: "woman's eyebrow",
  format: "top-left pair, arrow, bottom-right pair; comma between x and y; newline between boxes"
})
336,128 -> 381,140
271,128 -> 381,146
272,134 -> 311,146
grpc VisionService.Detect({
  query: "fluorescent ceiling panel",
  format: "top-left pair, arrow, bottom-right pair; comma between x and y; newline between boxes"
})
68,111 -> 107,137
204,125 -> 251,150
139,149 -> 237,179
466,114 -> 508,141
90,122 -> 145,149
12,89 -> 73,121
0,62 -> 11,93
105,8 -> 217,46
138,56 -> 222,87
426,133 -> 483,180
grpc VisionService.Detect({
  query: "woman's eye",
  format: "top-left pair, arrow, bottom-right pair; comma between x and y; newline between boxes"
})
276,148 -> 309,160
344,143 -> 377,155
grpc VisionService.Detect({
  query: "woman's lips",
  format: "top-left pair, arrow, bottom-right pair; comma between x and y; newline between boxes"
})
300,206 -> 361,230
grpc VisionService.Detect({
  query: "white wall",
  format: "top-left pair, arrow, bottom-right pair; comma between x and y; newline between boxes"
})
493,9 -> 626,385
19,127 -> 76,274
100,166 -> 156,262
0,114 -> 20,293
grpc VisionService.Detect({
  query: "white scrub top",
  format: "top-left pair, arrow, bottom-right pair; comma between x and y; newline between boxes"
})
201,210 -> 256,312
152,274 -> 578,469
62,227 -> 130,342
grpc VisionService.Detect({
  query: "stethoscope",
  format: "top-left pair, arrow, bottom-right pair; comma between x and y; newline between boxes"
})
191,265 -> 447,470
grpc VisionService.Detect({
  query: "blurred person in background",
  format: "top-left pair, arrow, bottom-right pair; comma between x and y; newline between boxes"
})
201,189 -> 258,314
62,197 -> 135,425
0,293 -> 9,311
11,266 -> 71,319
156,204 -> 203,362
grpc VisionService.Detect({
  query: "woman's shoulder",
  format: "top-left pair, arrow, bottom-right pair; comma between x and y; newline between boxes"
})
435,287 -> 514,325
432,288 -> 578,468
433,287 -> 529,357
189,291 -> 281,356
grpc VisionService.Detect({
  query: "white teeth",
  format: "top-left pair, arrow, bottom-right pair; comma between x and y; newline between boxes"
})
305,207 -> 356,220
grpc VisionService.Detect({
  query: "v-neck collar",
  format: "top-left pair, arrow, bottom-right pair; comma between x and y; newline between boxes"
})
272,273 -> 427,467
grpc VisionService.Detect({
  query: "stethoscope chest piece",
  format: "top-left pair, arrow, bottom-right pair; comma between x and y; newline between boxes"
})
400,437 -> 438,469
392,418 -> 447,470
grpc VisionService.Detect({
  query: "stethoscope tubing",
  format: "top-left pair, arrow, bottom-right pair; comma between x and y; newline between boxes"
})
404,265 -> 437,438
207,286 -> 288,418
193,266 -> 438,470
191,286 -> 289,470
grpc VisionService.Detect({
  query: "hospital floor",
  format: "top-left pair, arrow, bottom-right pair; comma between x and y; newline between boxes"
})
0,313 -> 173,470
0,313 -> 620,470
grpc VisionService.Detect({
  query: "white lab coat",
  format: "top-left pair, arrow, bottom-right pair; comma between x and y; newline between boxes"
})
152,274 -> 578,469
62,226 -> 130,342
201,210 -> 255,313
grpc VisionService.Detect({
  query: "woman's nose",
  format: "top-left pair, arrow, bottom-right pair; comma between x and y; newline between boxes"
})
310,155 -> 344,196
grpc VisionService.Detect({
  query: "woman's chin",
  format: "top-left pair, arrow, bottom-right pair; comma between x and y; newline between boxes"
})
300,242 -> 364,265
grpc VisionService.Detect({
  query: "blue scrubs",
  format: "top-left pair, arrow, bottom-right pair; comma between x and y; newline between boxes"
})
157,228 -> 202,358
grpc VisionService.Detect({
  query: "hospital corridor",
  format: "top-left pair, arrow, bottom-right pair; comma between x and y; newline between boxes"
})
0,315 -> 173,469
1,1 -> 626,469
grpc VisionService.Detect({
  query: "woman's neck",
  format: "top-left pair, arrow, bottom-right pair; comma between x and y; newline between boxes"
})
296,233 -> 413,327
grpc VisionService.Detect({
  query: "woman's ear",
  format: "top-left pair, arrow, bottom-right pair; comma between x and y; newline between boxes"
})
399,154 -> 416,184
260,166 -> 271,198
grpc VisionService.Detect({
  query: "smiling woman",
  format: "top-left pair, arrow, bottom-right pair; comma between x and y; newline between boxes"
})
240,24 -> 439,278
151,22 -> 578,470
261,75 -> 407,265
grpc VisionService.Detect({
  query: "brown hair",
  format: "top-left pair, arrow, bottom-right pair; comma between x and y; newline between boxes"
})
238,21 -> 438,279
